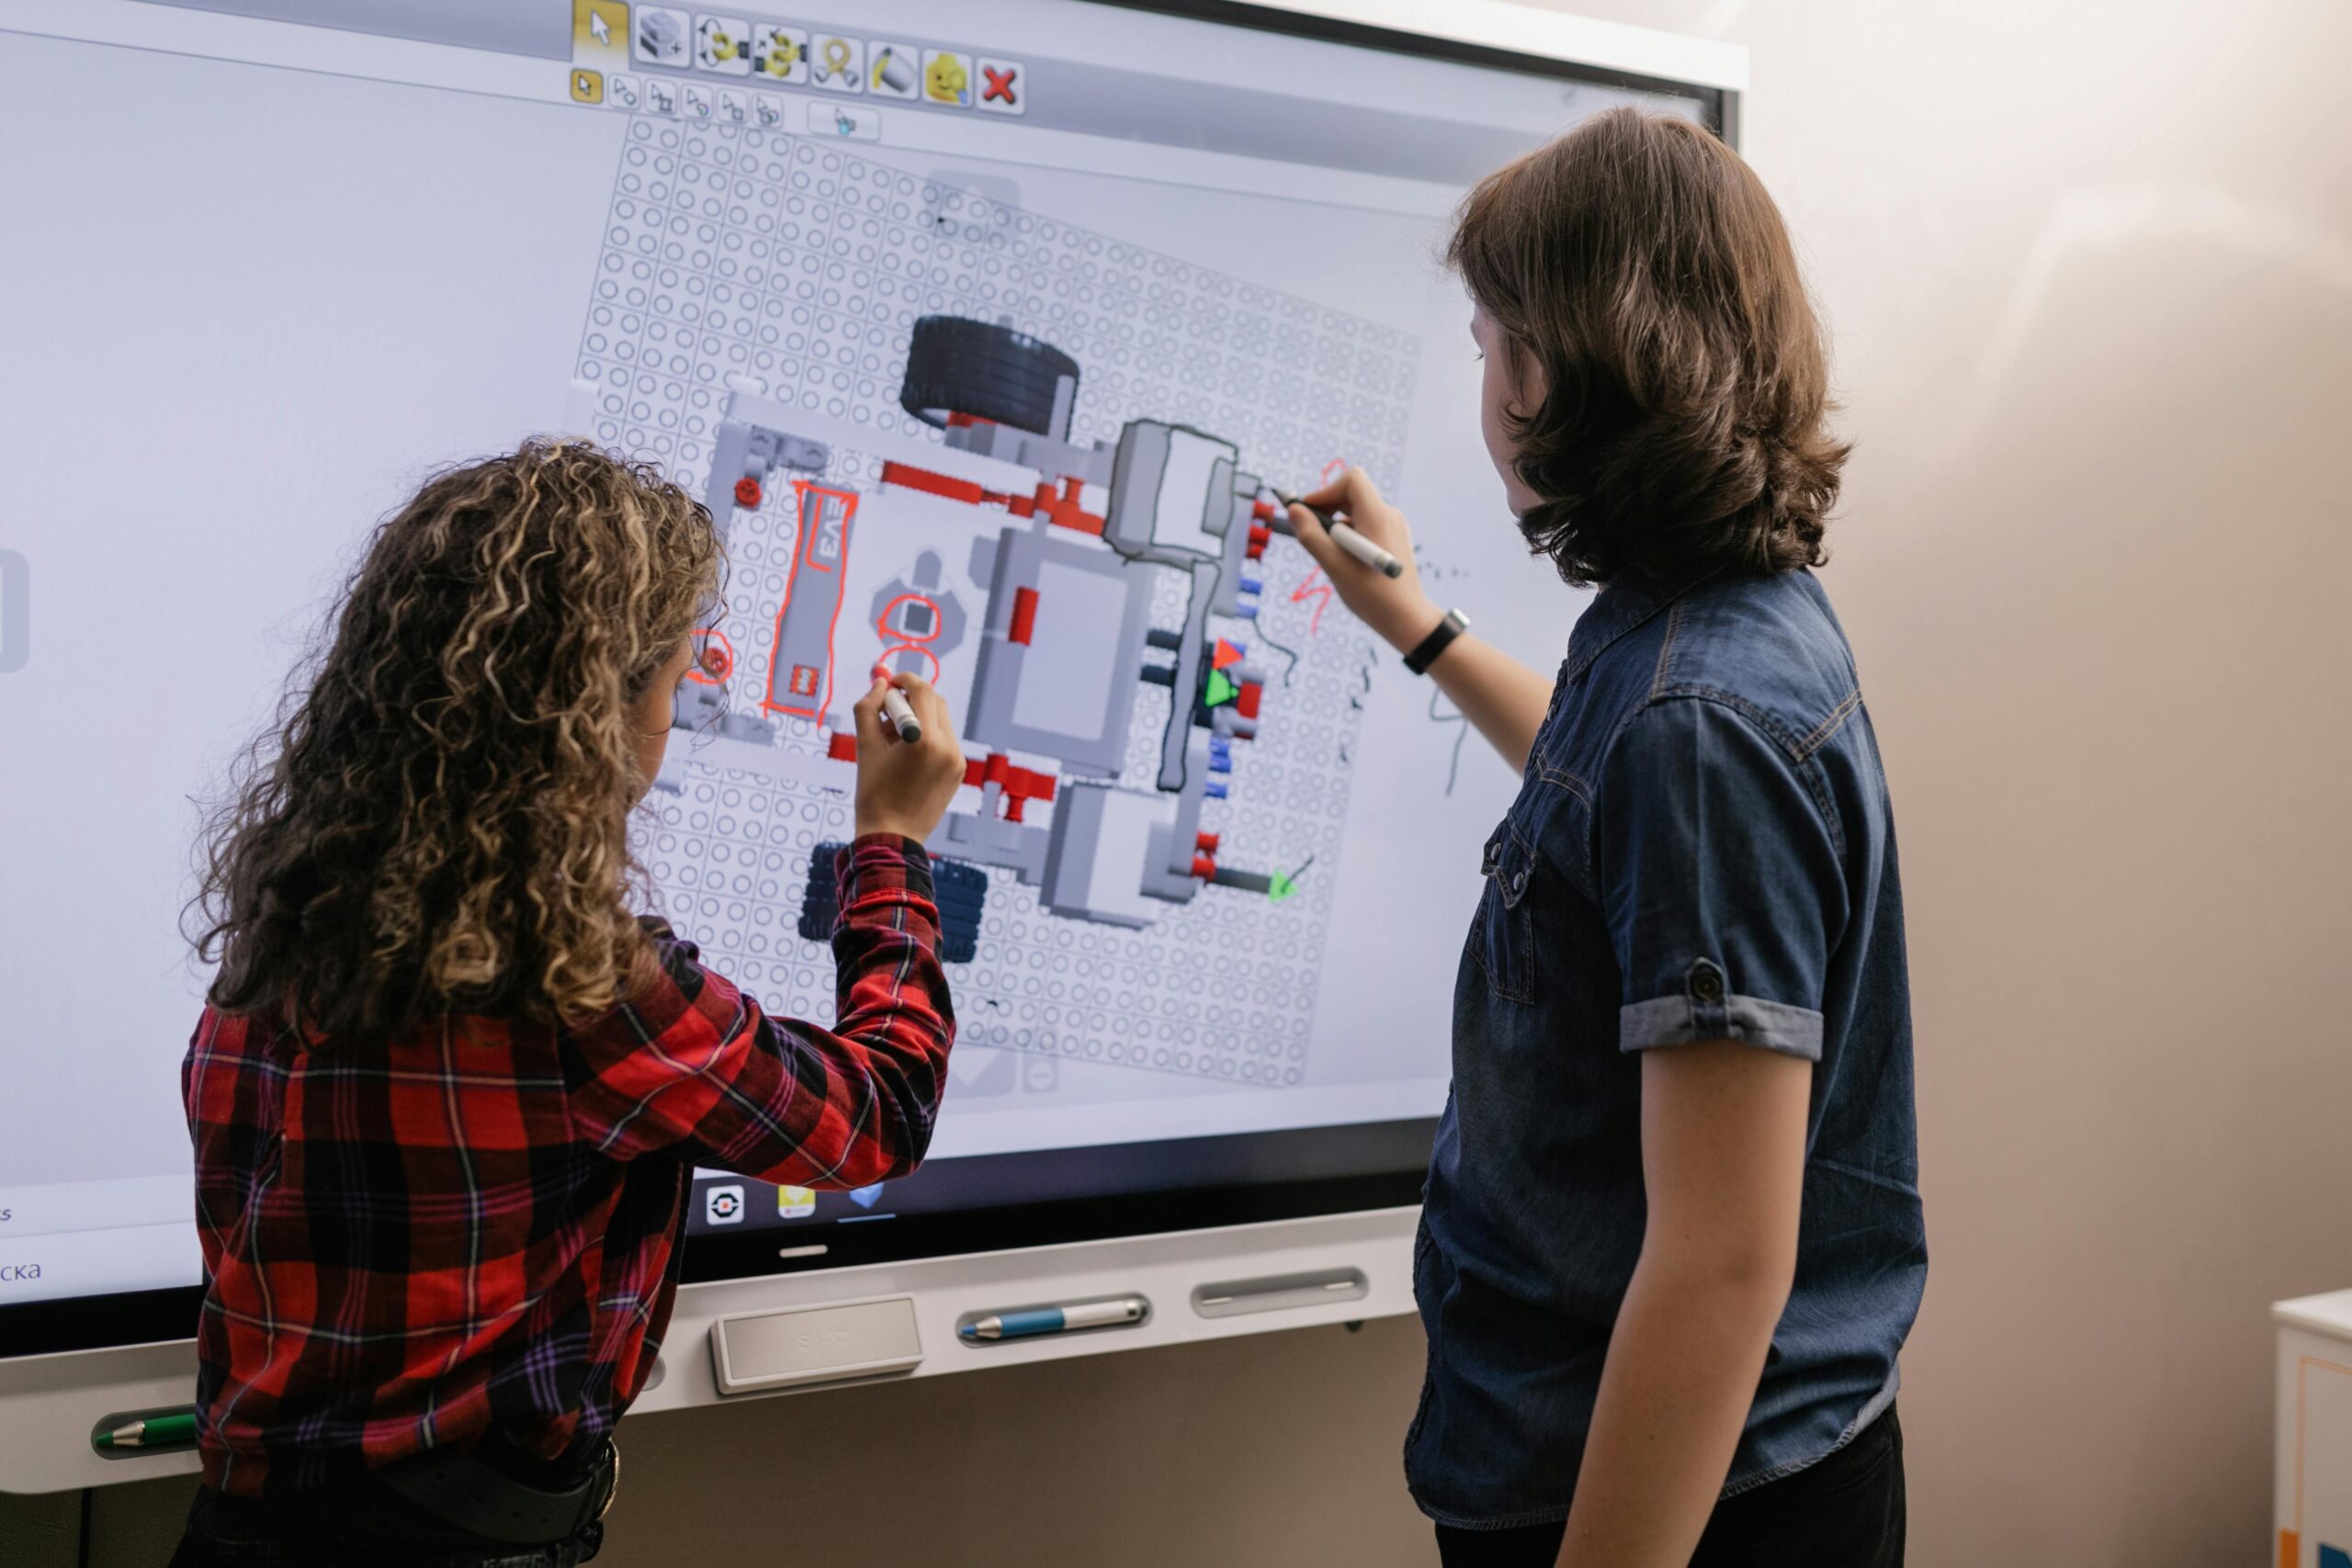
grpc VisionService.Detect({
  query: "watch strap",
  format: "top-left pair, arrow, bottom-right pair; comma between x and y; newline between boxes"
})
1403,607 -> 1469,675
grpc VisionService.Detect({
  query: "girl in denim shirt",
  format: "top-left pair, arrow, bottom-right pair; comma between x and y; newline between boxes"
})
1288,108 -> 1923,1568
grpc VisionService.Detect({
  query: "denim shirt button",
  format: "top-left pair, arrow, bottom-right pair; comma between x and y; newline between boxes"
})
1690,969 -> 1724,1003
1510,868 -> 1528,896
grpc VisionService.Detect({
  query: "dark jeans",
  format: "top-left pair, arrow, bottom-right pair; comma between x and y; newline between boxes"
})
170,1492 -> 602,1568
169,1438 -> 610,1568
1436,1404 -> 1905,1568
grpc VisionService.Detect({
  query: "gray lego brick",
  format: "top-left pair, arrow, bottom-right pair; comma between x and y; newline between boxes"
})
966,526 -> 1148,777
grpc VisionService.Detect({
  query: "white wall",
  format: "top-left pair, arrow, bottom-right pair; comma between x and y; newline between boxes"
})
1541,1 -> 2352,1561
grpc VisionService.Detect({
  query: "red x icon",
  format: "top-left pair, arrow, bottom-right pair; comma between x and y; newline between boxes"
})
982,64 -> 1018,106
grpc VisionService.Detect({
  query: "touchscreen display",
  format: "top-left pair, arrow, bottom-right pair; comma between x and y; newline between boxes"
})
0,0 -> 1716,1326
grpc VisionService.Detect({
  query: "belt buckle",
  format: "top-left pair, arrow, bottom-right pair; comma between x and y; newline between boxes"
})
595,1441 -> 620,1522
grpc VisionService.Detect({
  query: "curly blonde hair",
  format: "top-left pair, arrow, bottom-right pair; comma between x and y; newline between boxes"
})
192,440 -> 720,1040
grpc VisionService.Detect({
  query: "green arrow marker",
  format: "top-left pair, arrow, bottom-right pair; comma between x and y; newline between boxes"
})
1204,668 -> 1238,707
1268,872 -> 1297,903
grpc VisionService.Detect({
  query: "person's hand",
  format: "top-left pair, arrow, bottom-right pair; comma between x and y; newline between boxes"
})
852,671 -> 965,843
1286,468 -> 1443,653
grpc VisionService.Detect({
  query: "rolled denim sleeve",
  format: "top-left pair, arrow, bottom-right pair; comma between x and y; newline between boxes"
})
1600,697 -> 1849,1061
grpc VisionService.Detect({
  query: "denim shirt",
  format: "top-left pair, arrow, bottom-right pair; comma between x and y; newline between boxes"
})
1407,567 -> 1926,1529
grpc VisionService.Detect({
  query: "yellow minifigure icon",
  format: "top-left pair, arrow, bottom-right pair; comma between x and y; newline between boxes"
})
924,51 -> 971,107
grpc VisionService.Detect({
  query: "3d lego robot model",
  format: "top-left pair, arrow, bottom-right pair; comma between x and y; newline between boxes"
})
670,315 -> 1321,962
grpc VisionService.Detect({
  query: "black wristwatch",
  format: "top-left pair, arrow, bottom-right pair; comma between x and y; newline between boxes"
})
1403,607 -> 1469,675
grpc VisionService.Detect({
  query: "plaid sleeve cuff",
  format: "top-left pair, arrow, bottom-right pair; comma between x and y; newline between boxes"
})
837,832 -> 937,909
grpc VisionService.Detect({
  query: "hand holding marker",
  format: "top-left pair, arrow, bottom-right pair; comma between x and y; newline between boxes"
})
1268,489 -> 1405,579
851,671 -> 964,843
878,680 -> 922,742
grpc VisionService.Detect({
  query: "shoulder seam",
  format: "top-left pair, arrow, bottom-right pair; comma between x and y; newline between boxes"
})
1795,685 -> 1864,761
1647,600 -> 1687,702
1616,688 -> 1849,862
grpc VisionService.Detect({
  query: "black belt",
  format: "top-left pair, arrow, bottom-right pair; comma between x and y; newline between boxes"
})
379,1436 -> 618,1546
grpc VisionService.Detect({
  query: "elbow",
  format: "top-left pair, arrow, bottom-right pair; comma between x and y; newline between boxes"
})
1640,1231 -> 1798,1316
883,1111 -> 937,1181
838,1094 -> 939,1190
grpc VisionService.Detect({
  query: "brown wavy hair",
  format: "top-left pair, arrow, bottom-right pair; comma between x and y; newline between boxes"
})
1447,107 -> 1849,586
191,441 -> 720,1041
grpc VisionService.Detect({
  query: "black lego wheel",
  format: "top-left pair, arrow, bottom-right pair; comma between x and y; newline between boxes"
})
899,315 -> 1080,436
798,842 -> 986,964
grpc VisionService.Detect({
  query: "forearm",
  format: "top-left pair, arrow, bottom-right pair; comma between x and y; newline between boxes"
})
1555,1253 -> 1789,1568
806,833 -> 956,1183
567,840 -> 954,1182
1359,589 -> 1551,772
1276,475 -> 1555,769
1423,630 -> 1554,773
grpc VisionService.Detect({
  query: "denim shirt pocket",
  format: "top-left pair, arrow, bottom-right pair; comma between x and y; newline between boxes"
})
1468,781 -> 1574,1007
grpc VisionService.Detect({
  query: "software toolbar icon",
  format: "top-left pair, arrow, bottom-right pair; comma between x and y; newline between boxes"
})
572,1 -> 628,65
923,49 -> 972,107
695,13 -> 749,74
752,22 -> 806,84
868,41 -> 920,100
809,34 -> 862,92
633,6 -> 687,67
976,57 -> 1025,116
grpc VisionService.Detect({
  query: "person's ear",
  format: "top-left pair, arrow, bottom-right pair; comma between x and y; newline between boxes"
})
1508,336 -> 1547,418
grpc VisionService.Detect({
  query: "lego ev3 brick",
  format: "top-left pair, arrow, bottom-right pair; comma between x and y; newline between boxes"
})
966,528 -> 1148,774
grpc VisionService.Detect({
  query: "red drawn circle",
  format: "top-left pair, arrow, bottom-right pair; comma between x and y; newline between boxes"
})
685,627 -> 736,685
876,592 -> 944,645
874,644 -> 942,684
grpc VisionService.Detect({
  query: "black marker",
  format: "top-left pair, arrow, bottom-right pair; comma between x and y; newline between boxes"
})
1274,491 -> 1405,579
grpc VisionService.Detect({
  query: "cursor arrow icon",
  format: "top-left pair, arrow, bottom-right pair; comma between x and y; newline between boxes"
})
589,10 -> 611,45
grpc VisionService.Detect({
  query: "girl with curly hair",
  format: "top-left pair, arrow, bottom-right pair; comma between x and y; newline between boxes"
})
1290,110 -> 1921,1566
172,441 -> 967,1565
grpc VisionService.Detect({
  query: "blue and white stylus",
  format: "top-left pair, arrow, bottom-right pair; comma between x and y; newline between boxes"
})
960,1297 -> 1147,1342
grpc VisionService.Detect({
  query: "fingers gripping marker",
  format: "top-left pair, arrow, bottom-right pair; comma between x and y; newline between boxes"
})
1275,491 -> 1403,580
873,672 -> 923,742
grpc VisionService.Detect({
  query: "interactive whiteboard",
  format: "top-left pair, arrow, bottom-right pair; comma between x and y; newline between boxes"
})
0,0 -> 1732,1355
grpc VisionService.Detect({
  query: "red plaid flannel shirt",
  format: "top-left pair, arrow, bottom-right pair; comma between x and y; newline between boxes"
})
183,836 -> 952,1496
